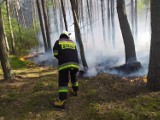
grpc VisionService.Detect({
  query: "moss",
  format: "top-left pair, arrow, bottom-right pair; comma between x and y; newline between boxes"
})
33,79 -> 56,92
1,64 -> 160,120
102,110 -> 133,120
127,95 -> 160,111
28,91 -> 55,110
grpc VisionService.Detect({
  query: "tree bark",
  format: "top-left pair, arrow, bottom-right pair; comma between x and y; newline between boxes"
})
86,0 -> 95,46
147,0 -> 160,91
6,0 -> 16,54
74,0 -> 79,20
14,0 -> 23,46
101,0 -> 106,44
60,0 -> 68,31
0,7 -> 14,80
31,0 -> 38,48
131,0 -> 134,36
2,14 -> 9,53
107,0 -> 111,42
111,0 -> 143,74
135,0 -> 138,39
52,0 -> 59,34
18,0 -> 26,28
41,0 -> 51,52
36,0 -> 48,52
111,0 -> 115,47
46,0 -> 52,43
31,0 -> 37,32
58,0 -> 64,32
70,0 -> 88,71
117,0 -> 137,64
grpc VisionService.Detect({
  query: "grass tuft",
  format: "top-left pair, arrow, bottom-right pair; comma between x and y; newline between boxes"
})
9,55 -> 30,69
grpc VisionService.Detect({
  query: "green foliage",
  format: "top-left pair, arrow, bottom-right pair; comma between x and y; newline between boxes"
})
9,55 -> 30,69
138,0 -> 150,11
1,4 -> 39,56
0,0 -> 5,6
15,27 -> 37,55
143,0 -> 150,7
47,0 -> 54,8
138,0 -> 145,10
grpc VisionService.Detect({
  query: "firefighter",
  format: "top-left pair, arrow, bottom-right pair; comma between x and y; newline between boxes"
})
53,31 -> 80,108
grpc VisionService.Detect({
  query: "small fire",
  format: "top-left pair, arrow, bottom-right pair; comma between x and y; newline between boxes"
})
19,57 -> 25,61
143,76 -> 147,83
19,52 -> 42,62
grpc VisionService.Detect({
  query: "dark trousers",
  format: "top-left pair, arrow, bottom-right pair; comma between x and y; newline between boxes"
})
58,68 -> 78,100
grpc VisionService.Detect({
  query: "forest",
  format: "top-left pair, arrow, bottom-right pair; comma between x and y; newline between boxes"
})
0,0 -> 160,120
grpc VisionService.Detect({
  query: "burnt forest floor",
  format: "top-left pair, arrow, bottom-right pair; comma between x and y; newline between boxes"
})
0,56 -> 160,120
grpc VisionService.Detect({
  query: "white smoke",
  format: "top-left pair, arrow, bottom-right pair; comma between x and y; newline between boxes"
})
33,0 -> 150,77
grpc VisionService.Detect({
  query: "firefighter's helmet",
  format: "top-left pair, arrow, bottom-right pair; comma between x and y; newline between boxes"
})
60,31 -> 71,38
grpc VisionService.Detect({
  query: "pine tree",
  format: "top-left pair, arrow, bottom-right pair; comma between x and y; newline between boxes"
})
0,5 -> 14,80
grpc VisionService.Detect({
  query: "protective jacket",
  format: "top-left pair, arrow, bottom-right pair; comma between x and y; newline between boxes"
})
53,38 -> 79,71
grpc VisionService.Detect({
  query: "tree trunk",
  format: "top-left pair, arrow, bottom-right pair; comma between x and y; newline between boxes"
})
36,0 -> 48,52
70,0 -> 88,71
79,0 -> 84,25
41,0 -> 51,52
18,0 -> 26,28
117,0 -> 137,64
135,0 -> 138,40
131,0 -> 134,36
111,0 -> 115,47
6,0 -> 16,54
52,0 -> 59,34
14,0 -> 23,47
86,0 -> 95,46
0,7 -> 14,80
107,0 -> 111,42
46,0 -> 52,42
58,0 -> 64,32
147,0 -> 160,91
31,0 -> 37,31
74,0 -> 79,20
111,0 -> 143,73
31,0 -> 38,48
100,0 -> 106,44
2,14 -> 9,53
60,0 -> 68,31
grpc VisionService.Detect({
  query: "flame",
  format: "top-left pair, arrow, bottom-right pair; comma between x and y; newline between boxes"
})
19,57 -> 25,61
143,76 -> 147,83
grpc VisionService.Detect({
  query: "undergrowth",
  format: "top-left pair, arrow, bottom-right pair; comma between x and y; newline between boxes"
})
0,58 -> 160,120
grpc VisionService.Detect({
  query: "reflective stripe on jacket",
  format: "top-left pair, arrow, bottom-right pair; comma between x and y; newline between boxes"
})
58,62 -> 79,71
53,38 -> 79,70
